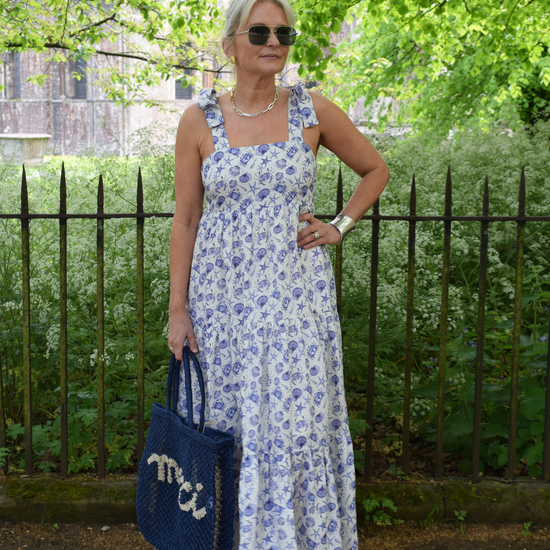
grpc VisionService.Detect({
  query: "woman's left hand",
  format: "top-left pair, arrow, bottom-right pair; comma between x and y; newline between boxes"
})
297,212 -> 341,249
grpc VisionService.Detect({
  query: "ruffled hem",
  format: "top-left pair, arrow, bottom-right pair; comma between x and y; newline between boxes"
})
235,443 -> 357,550
177,318 -> 357,550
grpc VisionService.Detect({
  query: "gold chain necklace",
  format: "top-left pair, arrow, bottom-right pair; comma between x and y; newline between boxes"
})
230,86 -> 279,118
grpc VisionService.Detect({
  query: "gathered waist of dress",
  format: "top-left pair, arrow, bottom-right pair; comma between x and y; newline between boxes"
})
200,201 -> 315,222
192,307 -> 339,334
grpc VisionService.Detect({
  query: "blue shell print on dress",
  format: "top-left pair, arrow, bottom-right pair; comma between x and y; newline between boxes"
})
180,83 -> 358,550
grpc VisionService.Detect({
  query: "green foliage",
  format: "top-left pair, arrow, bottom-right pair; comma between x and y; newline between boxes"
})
363,494 -> 403,526
5,0 -> 548,132
1,0 -> 224,106
0,129 -> 175,473
39,505 -> 58,528
519,522 -> 533,538
0,122 -> 549,475
318,122 -> 550,476
421,504 -> 444,530
454,510 -> 467,535
0,0 -> 354,107
0,447 -> 9,469
326,0 -> 550,133
290,0 -> 354,83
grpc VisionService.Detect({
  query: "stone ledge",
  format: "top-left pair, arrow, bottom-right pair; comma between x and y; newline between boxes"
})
356,479 -> 550,524
0,133 -> 51,165
1,475 -> 550,524
0,476 -> 137,524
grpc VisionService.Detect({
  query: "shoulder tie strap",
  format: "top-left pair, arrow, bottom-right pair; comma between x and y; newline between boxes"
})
288,82 -> 319,142
197,88 -> 230,151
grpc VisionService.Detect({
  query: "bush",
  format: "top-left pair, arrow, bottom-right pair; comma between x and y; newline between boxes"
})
324,121 -> 550,477
0,125 -> 176,473
0,121 -> 548,476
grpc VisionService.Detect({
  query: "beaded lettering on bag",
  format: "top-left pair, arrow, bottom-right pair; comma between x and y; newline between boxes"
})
147,453 -> 207,520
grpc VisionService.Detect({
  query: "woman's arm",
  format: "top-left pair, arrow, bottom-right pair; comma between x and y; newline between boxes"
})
297,91 -> 390,249
168,105 -> 206,360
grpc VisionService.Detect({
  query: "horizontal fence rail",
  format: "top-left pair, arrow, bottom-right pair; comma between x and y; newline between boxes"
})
2,214 -> 549,221
0,163 -> 549,483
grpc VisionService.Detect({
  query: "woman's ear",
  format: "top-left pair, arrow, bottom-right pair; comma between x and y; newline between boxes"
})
222,38 -> 235,61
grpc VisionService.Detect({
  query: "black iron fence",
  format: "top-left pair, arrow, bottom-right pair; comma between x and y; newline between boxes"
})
1,164 -> 549,483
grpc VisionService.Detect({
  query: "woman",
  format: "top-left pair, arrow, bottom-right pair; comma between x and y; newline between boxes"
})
168,0 -> 389,547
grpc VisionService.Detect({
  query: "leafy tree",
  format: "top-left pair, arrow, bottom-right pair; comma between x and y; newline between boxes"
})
0,0 -> 354,106
0,0 -> 226,105
325,0 -> 550,133
516,58 -> 550,126
6,0 -> 546,133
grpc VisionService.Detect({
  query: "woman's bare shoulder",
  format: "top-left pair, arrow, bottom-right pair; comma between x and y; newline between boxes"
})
307,90 -> 347,121
176,102 -> 213,155
178,103 -> 208,132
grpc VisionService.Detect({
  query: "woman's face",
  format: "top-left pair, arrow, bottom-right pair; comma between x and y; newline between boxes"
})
225,1 -> 290,77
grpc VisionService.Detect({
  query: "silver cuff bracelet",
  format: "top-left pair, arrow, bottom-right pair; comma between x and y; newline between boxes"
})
329,214 -> 356,244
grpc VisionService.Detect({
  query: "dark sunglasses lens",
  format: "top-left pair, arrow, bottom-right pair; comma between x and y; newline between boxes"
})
248,26 -> 271,45
276,27 -> 297,46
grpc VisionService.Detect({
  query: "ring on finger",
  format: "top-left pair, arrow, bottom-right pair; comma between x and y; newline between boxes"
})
313,231 -> 320,240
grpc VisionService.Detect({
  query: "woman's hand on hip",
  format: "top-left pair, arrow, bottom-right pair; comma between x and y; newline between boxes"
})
168,308 -> 198,360
297,212 -> 341,249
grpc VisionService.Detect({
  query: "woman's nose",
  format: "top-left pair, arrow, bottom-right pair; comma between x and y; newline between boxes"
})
265,29 -> 281,46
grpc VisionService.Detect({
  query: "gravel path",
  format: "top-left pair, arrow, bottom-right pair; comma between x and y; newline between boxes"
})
1,520 -> 550,549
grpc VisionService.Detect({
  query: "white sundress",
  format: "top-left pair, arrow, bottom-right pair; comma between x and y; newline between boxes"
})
178,83 -> 358,550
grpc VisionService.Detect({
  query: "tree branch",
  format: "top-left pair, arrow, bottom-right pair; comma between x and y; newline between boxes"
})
392,42 -> 419,67
389,0 -> 451,37
3,41 -> 231,73
503,0 -> 522,35
68,14 -> 118,38
61,0 -> 71,42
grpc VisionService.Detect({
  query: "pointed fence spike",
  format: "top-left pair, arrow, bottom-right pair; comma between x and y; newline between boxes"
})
483,175 -> 490,217
137,167 -> 143,214
98,175 -> 104,211
472,176 -> 490,483
508,168 -> 526,480
21,165 -> 28,214
59,161 -> 68,478
136,167 -> 145,462
96,173 -> 105,479
60,162 -> 67,214
445,165 -> 452,217
436,167 -> 452,479
402,173 -> 417,475
364,196 -> 380,481
518,166 -> 526,217
410,174 -> 416,215
336,163 -> 343,213
21,163 -> 32,474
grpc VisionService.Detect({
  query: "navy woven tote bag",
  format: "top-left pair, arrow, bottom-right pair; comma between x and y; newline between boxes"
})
136,346 -> 235,550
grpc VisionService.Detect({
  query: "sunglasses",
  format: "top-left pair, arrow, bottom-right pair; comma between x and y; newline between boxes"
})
235,25 -> 298,46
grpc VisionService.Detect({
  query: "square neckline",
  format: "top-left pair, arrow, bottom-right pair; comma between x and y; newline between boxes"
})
200,88 -> 315,170
214,89 -> 292,150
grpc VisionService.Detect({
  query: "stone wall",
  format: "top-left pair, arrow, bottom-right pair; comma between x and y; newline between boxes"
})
0,47 -> 196,156
2,476 -> 550,525
0,17 -> 381,157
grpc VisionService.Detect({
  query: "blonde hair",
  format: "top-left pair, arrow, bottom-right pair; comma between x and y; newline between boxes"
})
223,0 -> 296,45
